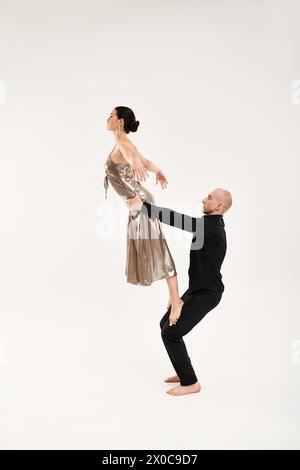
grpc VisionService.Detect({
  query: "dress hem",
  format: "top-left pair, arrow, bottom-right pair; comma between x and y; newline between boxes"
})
126,271 -> 177,287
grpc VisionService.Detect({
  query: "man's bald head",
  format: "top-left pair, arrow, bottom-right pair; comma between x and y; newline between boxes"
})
202,188 -> 232,215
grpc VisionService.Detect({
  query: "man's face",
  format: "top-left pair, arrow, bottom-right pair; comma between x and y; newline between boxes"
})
202,190 -> 221,215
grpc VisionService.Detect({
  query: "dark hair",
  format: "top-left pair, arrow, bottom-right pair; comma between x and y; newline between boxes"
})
115,106 -> 140,134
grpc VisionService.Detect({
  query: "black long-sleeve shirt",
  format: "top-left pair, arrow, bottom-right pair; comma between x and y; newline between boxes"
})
141,200 -> 227,294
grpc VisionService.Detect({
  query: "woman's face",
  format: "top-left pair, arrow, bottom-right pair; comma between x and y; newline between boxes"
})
106,108 -> 123,131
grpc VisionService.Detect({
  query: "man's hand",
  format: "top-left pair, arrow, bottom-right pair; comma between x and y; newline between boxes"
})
126,193 -> 143,211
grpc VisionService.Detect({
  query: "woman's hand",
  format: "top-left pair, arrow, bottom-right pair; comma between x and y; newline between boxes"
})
131,158 -> 149,183
155,169 -> 168,190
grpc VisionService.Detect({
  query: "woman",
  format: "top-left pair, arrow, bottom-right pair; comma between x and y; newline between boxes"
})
104,106 -> 183,319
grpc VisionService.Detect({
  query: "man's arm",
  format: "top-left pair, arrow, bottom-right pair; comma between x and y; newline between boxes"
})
140,200 -> 202,234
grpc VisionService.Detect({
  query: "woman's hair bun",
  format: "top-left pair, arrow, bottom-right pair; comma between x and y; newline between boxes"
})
130,120 -> 140,132
115,106 -> 140,133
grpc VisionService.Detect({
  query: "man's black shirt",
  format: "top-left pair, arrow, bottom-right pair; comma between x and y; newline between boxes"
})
141,200 -> 227,295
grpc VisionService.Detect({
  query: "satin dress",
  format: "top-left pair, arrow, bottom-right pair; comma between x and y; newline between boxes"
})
103,148 -> 177,286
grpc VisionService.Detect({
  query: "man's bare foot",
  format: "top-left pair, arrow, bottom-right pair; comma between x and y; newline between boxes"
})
166,382 -> 201,396
167,300 -> 171,310
164,375 -> 180,383
169,299 -> 184,325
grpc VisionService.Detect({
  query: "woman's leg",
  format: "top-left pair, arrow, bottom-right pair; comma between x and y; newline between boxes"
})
165,274 -> 184,325
165,274 -> 179,308
165,274 -> 183,313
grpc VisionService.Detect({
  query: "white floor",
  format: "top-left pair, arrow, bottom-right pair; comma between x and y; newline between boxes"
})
0,282 -> 299,450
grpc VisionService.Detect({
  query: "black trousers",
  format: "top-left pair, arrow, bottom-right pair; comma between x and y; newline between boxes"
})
159,288 -> 222,386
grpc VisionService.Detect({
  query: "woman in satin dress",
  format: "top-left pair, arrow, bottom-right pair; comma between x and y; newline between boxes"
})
104,106 -> 184,318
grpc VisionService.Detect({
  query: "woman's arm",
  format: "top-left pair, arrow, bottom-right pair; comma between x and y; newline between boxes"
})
118,138 -> 169,189
118,139 -> 161,173
117,139 -> 149,182
141,156 -> 160,173
139,156 -> 168,190
123,143 -> 168,189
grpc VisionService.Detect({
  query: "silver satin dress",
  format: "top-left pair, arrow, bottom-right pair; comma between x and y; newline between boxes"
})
103,151 -> 177,286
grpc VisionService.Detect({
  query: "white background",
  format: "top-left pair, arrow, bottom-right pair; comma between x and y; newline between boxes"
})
0,0 -> 299,449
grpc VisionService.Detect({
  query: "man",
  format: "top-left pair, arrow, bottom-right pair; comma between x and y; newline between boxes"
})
126,188 -> 232,396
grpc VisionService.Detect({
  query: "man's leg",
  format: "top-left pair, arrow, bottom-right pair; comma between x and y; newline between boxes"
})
160,290 -> 222,386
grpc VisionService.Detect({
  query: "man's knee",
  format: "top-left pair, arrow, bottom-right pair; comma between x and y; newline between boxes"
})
159,311 -> 169,330
161,324 -> 181,340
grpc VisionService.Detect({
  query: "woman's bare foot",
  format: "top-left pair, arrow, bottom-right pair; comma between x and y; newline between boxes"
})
164,375 -> 180,383
166,382 -> 201,396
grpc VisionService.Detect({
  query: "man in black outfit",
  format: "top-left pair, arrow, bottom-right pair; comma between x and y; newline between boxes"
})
126,187 -> 232,396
